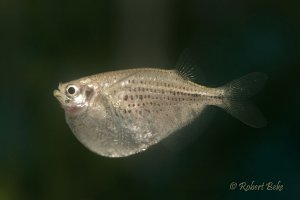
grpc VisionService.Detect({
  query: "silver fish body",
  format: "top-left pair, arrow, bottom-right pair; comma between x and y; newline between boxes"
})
54,68 -> 267,157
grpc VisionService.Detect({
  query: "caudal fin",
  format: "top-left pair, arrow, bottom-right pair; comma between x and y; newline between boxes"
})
218,72 -> 268,128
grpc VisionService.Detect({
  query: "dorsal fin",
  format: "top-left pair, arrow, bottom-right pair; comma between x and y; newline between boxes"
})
175,49 -> 199,81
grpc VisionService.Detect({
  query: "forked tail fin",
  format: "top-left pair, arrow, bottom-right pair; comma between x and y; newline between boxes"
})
217,72 -> 268,128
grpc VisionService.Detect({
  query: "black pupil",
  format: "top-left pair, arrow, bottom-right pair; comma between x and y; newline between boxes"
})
68,87 -> 76,94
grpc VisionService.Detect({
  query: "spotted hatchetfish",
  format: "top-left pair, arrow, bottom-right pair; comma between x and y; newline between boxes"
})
53,53 -> 267,157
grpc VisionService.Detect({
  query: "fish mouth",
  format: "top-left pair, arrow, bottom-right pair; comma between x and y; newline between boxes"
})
53,89 -> 64,104
53,82 -> 64,101
53,89 -> 60,97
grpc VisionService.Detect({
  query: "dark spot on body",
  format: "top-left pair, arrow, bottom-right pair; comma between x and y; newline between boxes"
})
124,95 -> 128,101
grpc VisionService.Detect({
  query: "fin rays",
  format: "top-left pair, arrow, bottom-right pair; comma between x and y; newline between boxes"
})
175,49 -> 199,81
217,72 -> 268,128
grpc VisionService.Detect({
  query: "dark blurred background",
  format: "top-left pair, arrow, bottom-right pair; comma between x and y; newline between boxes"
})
1,0 -> 300,199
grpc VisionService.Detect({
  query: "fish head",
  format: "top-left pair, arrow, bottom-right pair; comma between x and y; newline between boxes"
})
53,78 -> 95,114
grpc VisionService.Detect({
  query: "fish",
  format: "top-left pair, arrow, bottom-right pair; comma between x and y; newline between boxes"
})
53,54 -> 267,158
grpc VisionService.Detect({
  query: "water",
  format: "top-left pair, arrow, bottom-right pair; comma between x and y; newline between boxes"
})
1,0 -> 299,199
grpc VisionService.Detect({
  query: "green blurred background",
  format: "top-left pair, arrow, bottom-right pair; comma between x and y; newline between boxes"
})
1,0 -> 299,199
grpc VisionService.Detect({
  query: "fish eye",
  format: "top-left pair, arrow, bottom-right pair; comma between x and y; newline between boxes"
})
66,85 -> 78,96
